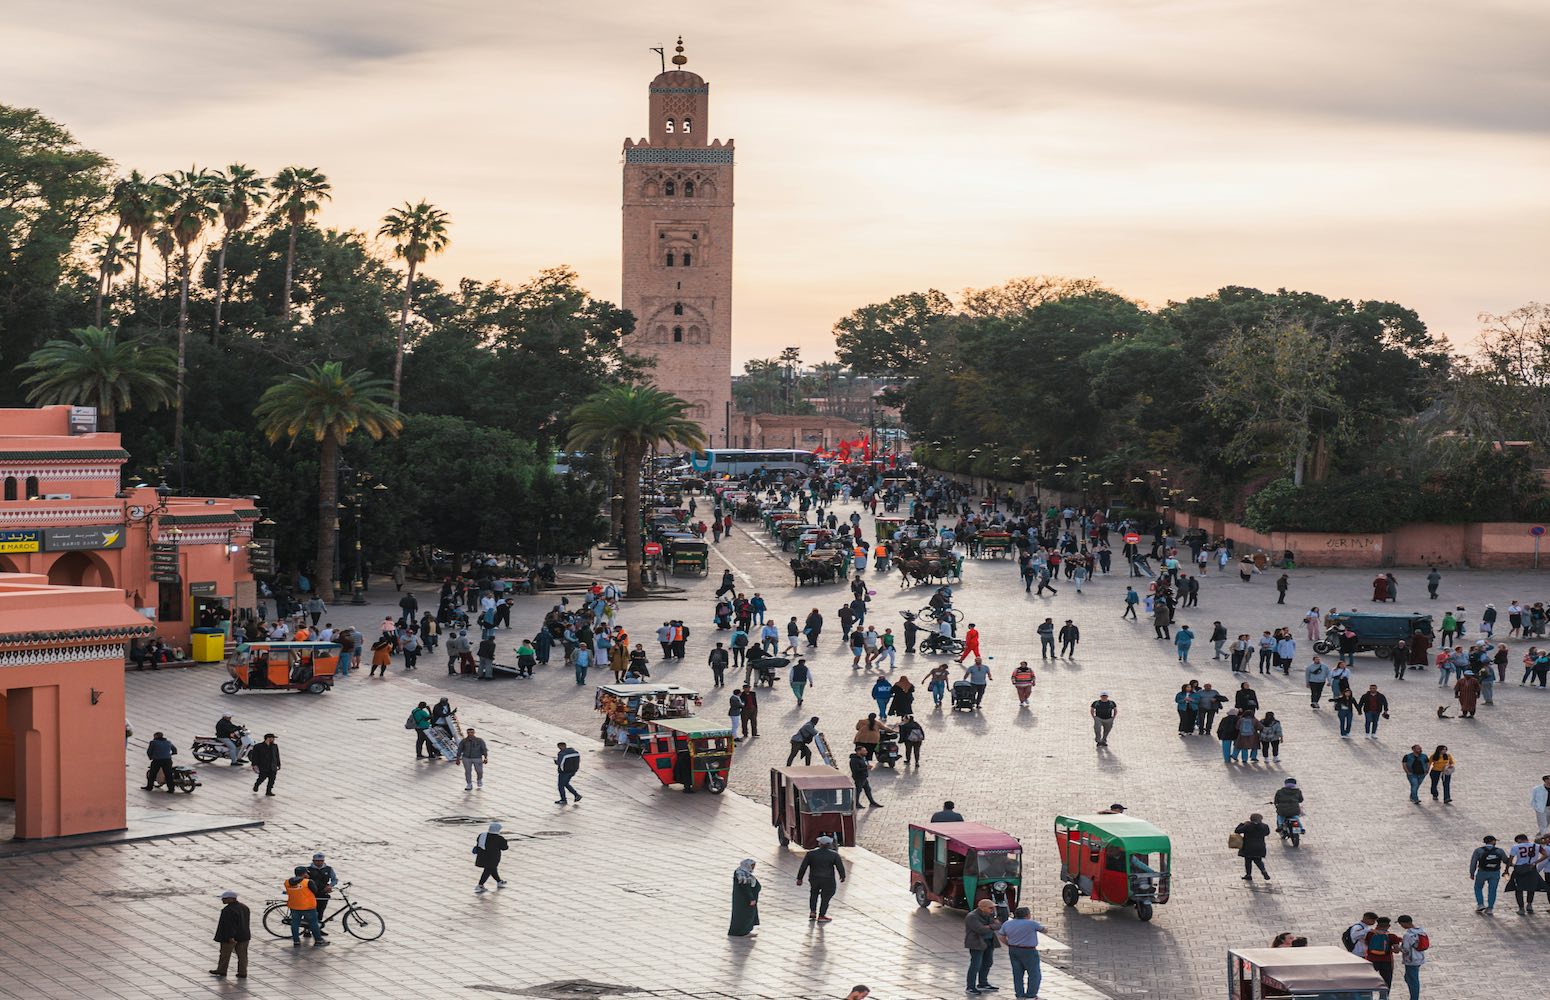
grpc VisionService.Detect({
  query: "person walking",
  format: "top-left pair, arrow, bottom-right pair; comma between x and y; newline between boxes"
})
1429,745 -> 1455,803
249,733 -> 281,796
1533,775 -> 1550,835
1058,619 -> 1080,658
1275,573 -> 1288,604
1305,657 -> 1329,708
1090,692 -> 1117,747
1470,835 -> 1509,913
1174,624 -> 1195,663
1453,670 -> 1481,718
1011,661 -> 1036,706
997,905 -> 1047,999
728,690 -> 744,739
1426,566 -> 1441,599
1358,684 -> 1390,737
283,866 -> 328,948
472,821 -> 508,892
1396,915 -> 1428,1000
739,685 -> 759,738
1211,621 -> 1228,660
1334,688 -> 1357,738
1258,712 -> 1283,762
1232,709 -> 1261,763
787,717 -> 819,765
849,747 -> 880,807
963,898 -> 1003,995
1036,618 -> 1056,659
789,658 -> 811,706
1235,813 -> 1272,881
1508,833 -> 1545,913
1402,744 -> 1429,804
1152,600 -> 1171,640
796,835 -> 847,922
1194,682 -> 1225,735
871,674 -> 894,718
370,636 -> 393,677
963,658 -> 993,708
1174,684 -> 1197,736
410,701 -> 434,759
1217,709 -> 1239,763
458,728 -> 489,790
928,663 -> 951,707
554,742 -> 582,805
897,715 -> 924,765
957,623 -> 982,663
1122,586 -> 1139,619
728,859 -> 761,937
209,890 -> 251,978
708,642 -> 728,688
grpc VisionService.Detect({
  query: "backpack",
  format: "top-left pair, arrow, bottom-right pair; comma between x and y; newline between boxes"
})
1412,932 -> 1430,952
1342,922 -> 1365,952
1365,932 -> 1395,961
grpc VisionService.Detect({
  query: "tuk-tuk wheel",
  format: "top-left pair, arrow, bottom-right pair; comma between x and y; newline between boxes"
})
1312,641 -> 1331,654
776,828 -> 789,847
1136,902 -> 1154,922
1373,646 -> 1392,660
307,681 -> 329,694
1061,882 -> 1080,907
914,885 -> 931,909
219,680 -> 240,695
707,774 -> 727,794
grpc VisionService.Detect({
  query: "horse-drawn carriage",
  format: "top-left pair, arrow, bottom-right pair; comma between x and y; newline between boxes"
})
791,551 -> 844,586
977,532 -> 1013,559
896,553 -> 963,587
666,537 -> 709,576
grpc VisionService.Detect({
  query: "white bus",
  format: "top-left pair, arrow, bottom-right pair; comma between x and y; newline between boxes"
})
686,448 -> 816,478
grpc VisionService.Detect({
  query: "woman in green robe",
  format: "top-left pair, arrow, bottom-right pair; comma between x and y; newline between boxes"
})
728,858 -> 760,936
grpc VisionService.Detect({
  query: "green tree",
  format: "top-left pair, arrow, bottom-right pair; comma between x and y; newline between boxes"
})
156,167 -> 218,477
270,166 -> 331,323
567,385 -> 705,596
18,325 -> 175,433
833,289 -> 954,376
208,163 -> 268,340
90,230 -> 130,326
254,362 -> 403,601
378,200 -> 451,407
109,170 -> 164,308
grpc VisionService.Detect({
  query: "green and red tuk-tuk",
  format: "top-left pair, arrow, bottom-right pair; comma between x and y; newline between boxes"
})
909,821 -> 1022,916
1227,946 -> 1386,999
641,717 -> 734,793
595,683 -> 700,751
771,766 -> 856,848
1055,814 -> 1172,921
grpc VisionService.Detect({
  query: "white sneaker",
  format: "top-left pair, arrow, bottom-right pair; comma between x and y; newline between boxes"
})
475,886 -> 487,893
476,782 -> 483,788
465,784 -> 473,790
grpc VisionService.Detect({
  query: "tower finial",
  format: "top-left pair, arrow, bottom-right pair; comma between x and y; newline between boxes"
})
672,36 -> 687,67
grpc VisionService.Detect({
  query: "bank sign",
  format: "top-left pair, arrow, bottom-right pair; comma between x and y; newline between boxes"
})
43,526 -> 126,552
0,529 -> 42,554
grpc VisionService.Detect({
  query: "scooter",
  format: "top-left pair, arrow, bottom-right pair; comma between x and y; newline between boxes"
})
146,763 -> 201,793
1276,812 -> 1306,848
192,729 -> 254,765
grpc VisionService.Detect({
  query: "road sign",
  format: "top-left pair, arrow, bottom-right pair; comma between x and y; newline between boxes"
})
1531,526 -> 1546,537
643,542 -> 662,556
1124,532 -> 1141,545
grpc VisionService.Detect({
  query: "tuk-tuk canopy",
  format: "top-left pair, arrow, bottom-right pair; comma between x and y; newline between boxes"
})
235,641 -> 341,653
652,717 -> 733,738
597,683 -> 698,700
1230,946 -> 1387,991
1055,814 -> 1172,854
910,821 -> 1021,852
773,765 -> 852,791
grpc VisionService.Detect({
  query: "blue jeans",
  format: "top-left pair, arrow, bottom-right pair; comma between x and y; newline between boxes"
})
336,650 -> 351,676
930,681 -> 945,705
1040,637 -> 1055,657
1008,946 -> 1040,997
1177,644 -> 1191,662
557,771 -> 580,802
1403,963 -> 1421,999
1364,711 -> 1381,734
1336,708 -> 1354,735
966,947 -> 996,989
574,662 -> 589,685
1407,773 -> 1424,802
290,907 -> 322,944
1221,739 -> 1233,762
1474,871 -> 1500,908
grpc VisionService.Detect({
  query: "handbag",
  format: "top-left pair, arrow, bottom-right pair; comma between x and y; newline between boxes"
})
1228,832 -> 1244,850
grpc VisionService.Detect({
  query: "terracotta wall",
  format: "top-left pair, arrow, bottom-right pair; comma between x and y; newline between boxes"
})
1169,513 -> 1550,570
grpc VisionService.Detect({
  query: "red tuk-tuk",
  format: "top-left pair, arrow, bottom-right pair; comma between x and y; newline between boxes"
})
770,766 -> 856,848
221,641 -> 340,695
1054,814 -> 1172,921
908,821 -> 1022,914
640,718 -> 734,793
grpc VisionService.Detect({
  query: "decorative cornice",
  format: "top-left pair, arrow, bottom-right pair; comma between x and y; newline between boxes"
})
649,86 -> 708,95
0,642 -> 132,667
0,450 -> 128,461
0,506 -> 123,526
0,622 -> 155,647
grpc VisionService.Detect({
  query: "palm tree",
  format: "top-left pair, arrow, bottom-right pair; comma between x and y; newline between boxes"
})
568,386 -> 706,596
209,164 -> 268,341
270,166 -> 331,323
254,363 -> 402,602
18,326 -> 176,433
110,170 -> 163,308
378,201 -> 452,407
157,167 -> 218,481
91,231 -> 131,326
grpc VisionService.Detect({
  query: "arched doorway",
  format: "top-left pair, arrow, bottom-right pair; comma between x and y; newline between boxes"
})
0,555 -> 22,575
46,551 -> 113,588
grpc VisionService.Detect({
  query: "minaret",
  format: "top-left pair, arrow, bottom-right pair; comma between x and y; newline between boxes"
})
621,37 -> 734,446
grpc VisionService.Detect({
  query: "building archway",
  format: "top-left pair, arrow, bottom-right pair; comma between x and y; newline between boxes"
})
0,555 -> 22,575
45,551 -> 113,588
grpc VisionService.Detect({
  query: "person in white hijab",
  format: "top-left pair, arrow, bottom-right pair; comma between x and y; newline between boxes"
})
474,822 -> 508,893
729,859 -> 761,936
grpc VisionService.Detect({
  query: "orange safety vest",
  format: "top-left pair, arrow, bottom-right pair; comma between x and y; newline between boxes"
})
284,878 -> 316,910
854,546 -> 866,558
674,626 -> 684,641
875,545 -> 887,559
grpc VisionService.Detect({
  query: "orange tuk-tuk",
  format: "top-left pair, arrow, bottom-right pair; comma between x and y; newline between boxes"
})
771,766 -> 856,848
221,641 -> 340,695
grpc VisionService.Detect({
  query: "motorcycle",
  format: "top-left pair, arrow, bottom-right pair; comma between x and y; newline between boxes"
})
193,728 -> 254,765
147,763 -> 201,793
1276,812 -> 1306,848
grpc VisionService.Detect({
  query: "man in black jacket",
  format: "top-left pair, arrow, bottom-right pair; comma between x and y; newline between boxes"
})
249,733 -> 280,796
849,749 -> 880,807
797,835 -> 848,921
210,890 -> 251,978
145,733 -> 177,792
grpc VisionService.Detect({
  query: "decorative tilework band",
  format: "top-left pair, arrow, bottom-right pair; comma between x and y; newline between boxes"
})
626,148 -> 734,165
649,86 -> 708,95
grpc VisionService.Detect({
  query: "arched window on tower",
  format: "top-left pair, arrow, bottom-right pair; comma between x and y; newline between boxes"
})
24,476 -> 39,499
665,118 -> 675,133
664,180 -> 675,196
672,326 -> 684,343
683,180 -> 694,198
673,302 -> 684,316
2,477 -> 15,501
683,117 -> 693,134
665,252 -> 675,267
681,252 -> 692,267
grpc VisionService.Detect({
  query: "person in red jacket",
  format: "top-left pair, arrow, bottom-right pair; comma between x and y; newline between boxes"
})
956,624 -> 981,663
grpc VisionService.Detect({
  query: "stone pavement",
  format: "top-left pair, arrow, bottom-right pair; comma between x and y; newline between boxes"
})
0,654 -> 1106,1000
353,505 -> 1550,1000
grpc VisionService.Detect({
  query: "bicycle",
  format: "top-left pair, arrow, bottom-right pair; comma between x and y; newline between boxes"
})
263,881 -> 385,942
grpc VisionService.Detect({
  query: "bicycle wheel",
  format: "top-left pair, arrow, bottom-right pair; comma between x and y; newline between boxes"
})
262,904 -> 292,938
341,905 -> 386,941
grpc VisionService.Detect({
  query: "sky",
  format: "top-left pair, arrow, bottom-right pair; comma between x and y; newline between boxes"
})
5,0 -> 1547,365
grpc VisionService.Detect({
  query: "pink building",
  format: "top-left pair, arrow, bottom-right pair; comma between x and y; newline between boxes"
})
0,406 -> 262,648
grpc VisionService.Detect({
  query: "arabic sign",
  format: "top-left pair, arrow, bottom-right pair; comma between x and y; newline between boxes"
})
0,529 -> 42,554
43,526 -> 125,551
